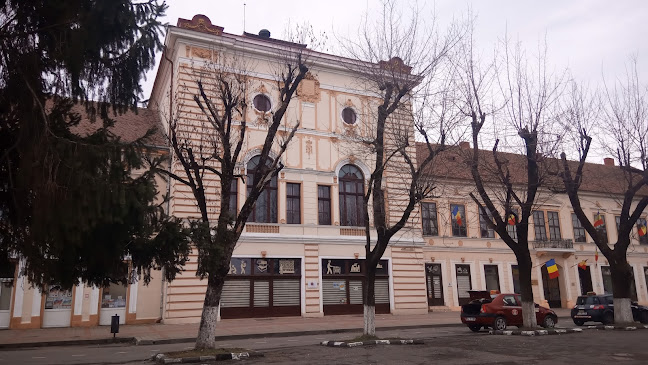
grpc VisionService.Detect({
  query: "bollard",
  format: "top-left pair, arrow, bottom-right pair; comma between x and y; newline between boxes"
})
111,314 -> 120,339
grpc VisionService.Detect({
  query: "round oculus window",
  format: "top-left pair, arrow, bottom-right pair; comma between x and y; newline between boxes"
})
253,94 -> 272,112
342,107 -> 357,124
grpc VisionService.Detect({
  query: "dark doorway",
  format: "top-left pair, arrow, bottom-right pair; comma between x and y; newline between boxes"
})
542,264 -> 562,308
425,263 -> 444,306
578,266 -> 593,295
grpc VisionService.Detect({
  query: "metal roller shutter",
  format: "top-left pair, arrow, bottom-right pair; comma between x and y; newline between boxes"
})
375,279 -> 389,304
221,280 -> 250,308
273,279 -> 300,306
323,279 -> 347,305
254,280 -> 270,307
348,280 -> 363,304
457,275 -> 471,299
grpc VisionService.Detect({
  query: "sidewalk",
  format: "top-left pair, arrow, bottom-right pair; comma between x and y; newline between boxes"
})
0,309 -> 572,349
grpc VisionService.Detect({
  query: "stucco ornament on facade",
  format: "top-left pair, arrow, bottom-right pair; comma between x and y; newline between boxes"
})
297,72 -> 321,103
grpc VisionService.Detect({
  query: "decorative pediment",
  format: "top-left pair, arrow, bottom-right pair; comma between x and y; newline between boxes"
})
177,15 -> 224,36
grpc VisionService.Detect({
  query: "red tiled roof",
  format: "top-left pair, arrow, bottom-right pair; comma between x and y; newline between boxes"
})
416,142 -> 646,196
66,103 -> 167,148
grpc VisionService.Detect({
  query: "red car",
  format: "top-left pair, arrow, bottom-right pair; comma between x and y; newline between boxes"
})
460,290 -> 558,332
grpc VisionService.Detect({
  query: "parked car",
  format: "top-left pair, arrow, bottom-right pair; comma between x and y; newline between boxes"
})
571,293 -> 648,325
460,290 -> 558,332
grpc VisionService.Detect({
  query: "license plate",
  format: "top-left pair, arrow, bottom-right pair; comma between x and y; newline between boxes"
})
465,317 -> 476,321
578,311 -> 586,315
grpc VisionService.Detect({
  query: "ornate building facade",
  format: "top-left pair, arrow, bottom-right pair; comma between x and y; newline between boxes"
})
2,14 -> 647,329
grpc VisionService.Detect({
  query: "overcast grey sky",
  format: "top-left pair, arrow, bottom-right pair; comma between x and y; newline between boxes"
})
142,0 -> 647,97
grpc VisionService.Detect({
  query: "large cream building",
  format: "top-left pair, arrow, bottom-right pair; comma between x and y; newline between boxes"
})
2,15 -> 647,329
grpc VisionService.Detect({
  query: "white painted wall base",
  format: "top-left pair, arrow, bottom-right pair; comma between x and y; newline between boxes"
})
0,310 -> 10,328
99,308 -> 126,325
42,309 -> 71,328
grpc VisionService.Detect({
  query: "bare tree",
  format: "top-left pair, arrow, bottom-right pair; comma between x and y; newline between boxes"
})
339,0 -> 461,336
558,59 -> 648,324
455,29 -> 566,328
156,42 -> 309,348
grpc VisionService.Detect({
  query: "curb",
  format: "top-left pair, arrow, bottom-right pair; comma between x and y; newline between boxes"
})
320,339 -> 425,347
154,351 -> 263,364
0,317 -> 576,349
583,324 -> 648,331
489,328 -> 583,336
0,337 -> 135,350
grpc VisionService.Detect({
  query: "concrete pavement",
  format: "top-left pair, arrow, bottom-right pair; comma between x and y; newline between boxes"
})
0,308 -> 573,349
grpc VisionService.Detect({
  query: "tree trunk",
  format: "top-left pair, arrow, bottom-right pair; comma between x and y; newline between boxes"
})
516,250 -> 537,328
363,266 -> 377,336
195,275 -> 225,349
610,262 -> 634,325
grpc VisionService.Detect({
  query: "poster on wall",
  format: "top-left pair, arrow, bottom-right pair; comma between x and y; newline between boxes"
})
44,285 -> 72,310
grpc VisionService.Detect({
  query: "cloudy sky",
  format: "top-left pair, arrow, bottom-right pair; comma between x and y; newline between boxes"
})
142,0 -> 647,97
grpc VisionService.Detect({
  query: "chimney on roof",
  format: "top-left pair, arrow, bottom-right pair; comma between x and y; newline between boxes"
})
459,141 -> 470,150
258,29 -> 271,38
603,157 -> 615,166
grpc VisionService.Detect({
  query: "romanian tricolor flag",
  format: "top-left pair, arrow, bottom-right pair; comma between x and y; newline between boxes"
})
452,205 -> 463,226
638,224 -> 647,237
546,259 -> 559,279
578,260 -> 588,270
508,214 -> 516,226
593,212 -> 604,228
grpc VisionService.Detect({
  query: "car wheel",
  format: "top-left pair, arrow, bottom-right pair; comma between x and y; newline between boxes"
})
573,319 -> 585,326
468,325 -> 482,332
494,316 -> 507,331
543,315 -> 556,328
602,312 -> 614,325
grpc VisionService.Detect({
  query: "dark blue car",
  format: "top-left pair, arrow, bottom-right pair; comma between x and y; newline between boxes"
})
571,293 -> 648,325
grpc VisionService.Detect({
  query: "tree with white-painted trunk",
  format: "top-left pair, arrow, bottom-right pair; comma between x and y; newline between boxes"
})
453,26 -> 566,328
155,35 -> 313,348
557,60 -> 648,325
339,0 -> 462,336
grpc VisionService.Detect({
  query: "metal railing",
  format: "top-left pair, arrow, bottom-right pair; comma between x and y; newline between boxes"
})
531,239 -> 574,250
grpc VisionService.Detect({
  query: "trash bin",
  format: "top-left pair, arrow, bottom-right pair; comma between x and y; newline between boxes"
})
111,314 -> 120,338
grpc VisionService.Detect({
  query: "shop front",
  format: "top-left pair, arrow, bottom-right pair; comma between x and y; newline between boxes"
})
321,258 -> 389,315
42,285 -> 73,328
220,257 -> 302,319
100,283 -> 127,325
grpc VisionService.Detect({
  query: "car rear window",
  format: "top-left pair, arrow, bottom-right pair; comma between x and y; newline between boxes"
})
576,296 -> 600,305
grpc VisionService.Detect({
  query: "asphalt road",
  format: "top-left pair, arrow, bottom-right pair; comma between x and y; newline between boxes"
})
2,322 -> 646,365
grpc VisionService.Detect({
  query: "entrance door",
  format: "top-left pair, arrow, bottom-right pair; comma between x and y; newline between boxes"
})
100,283 -> 127,325
541,265 -> 561,308
601,265 -> 638,301
42,285 -> 73,328
0,262 -> 15,328
425,263 -> 444,306
578,266 -> 593,295
456,264 -> 472,306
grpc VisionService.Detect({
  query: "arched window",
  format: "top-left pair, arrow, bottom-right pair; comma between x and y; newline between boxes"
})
247,156 -> 277,223
339,164 -> 365,227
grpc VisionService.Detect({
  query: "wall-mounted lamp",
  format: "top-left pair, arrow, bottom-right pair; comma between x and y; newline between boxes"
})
354,252 -> 359,259
461,257 -> 465,263
261,251 -> 267,258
